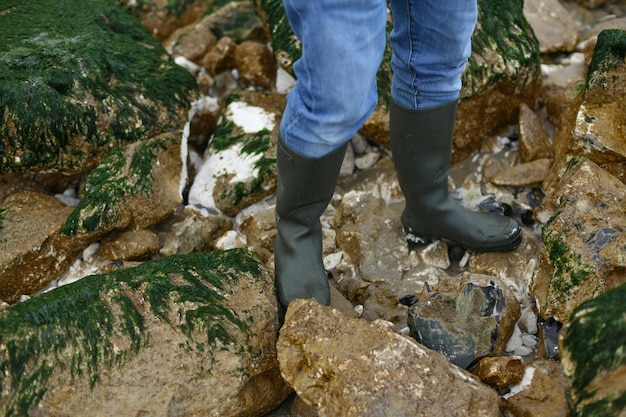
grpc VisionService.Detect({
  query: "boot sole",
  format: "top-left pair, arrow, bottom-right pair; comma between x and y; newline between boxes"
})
405,227 -> 523,253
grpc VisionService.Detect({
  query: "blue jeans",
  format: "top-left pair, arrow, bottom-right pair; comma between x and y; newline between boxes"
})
280,0 -> 478,157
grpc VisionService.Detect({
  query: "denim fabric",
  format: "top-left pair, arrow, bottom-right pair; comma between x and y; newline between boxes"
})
280,0 -> 478,157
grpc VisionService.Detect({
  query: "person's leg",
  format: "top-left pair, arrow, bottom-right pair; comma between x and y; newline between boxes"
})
388,0 -> 522,252
275,0 -> 387,307
389,0 -> 477,109
280,0 -> 387,157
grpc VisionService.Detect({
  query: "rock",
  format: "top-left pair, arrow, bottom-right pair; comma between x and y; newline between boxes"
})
2,132 -> 187,302
169,13 -> 218,63
99,228 -> 160,261
533,158 -> 626,322
234,40 -> 277,90
572,29 -> 626,182
159,206 -> 234,256
63,132 -> 186,236
188,91 -> 284,216
469,231 -> 543,301
544,29 -> 626,194
407,273 -> 520,369
485,158 -> 553,187
473,356 -> 525,389
0,0 -> 197,175
118,0 -> 213,42
452,0 -> 542,165
523,0 -> 579,53
518,103 -> 554,163
278,299 -> 502,417
207,0 -> 267,43
201,36 -> 238,76
560,283 -> 626,417
501,360 -> 570,417
572,0 -> 612,9
0,249 -> 289,416
0,191 -> 77,303
334,191 -> 409,287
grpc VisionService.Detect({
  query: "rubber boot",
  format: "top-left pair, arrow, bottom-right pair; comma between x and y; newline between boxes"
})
274,137 -> 347,308
389,99 -> 522,252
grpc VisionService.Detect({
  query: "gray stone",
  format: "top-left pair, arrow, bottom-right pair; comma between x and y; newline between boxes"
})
408,273 -> 520,369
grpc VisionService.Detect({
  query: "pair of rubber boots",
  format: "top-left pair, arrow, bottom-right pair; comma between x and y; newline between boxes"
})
274,99 -> 522,308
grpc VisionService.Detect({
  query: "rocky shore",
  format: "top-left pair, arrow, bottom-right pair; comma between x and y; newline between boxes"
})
1,0 -> 625,416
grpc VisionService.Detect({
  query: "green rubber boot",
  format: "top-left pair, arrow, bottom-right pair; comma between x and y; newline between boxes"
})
274,137 -> 347,308
389,99 -> 522,252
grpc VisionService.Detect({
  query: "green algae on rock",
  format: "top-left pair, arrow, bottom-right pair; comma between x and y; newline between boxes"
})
560,283 -> 626,417
61,132 -> 184,236
0,249 -> 272,416
0,0 -> 197,175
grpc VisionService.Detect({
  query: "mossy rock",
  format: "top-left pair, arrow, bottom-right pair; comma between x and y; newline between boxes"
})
0,249 -> 281,416
0,0 -> 198,175
560,283 -> 626,417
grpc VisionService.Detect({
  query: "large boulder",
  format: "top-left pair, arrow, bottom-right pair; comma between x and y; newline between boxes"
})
0,249 -> 289,416
0,0 -> 197,175
278,299 -> 502,417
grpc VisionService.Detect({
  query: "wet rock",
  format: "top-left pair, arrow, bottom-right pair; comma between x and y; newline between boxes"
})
573,0 -> 613,9
501,360 -> 570,417
99,228 -> 160,261
544,29 -> 626,194
560,283 -> 626,417
485,158 -> 553,187
234,40 -> 277,90
159,206 -> 233,256
188,91 -> 284,216
208,1 -> 267,43
469,231 -> 542,302
334,191 -> 409,286
524,0 -> 579,53
187,95 -> 223,150
63,132 -> 186,237
453,0 -> 542,165
278,299 -> 501,417
169,14 -> 218,63
407,273 -> 520,369
0,249 -> 290,416
0,132 -> 189,301
517,103 -> 554,163
0,191 -> 77,304
0,0 -> 197,175
473,356 -> 525,389
533,158 -> 626,322
201,36 -> 238,76
118,0 -> 213,42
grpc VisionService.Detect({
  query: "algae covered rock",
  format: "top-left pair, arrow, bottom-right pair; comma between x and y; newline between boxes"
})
560,283 -> 626,417
188,91 -> 282,216
0,249 -> 289,416
0,132 -> 186,303
0,0 -> 197,175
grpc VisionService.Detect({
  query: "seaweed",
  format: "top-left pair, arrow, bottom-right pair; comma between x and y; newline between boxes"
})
0,249 -> 262,416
